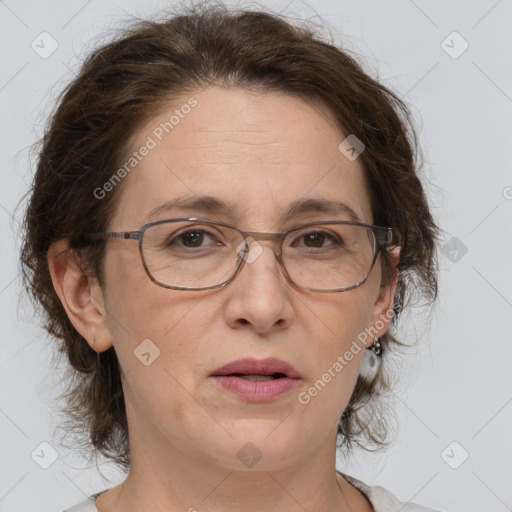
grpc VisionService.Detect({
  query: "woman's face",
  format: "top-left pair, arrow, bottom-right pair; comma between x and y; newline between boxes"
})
90,87 -> 397,470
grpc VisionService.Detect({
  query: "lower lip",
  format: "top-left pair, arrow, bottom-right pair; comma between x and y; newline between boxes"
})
211,376 -> 300,401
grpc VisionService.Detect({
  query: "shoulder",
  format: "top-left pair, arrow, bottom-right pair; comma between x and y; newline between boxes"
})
339,472 -> 444,512
62,478 -> 444,512
62,490 -> 105,512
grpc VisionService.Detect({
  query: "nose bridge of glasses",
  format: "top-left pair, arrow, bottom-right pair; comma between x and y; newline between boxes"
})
241,230 -> 284,254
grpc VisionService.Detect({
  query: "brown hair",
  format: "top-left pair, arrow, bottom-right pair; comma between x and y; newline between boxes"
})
20,0 -> 439,470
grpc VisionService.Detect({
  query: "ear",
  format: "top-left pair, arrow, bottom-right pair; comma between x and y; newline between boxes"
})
47,240 -> 113,353
367,246 -> 400,343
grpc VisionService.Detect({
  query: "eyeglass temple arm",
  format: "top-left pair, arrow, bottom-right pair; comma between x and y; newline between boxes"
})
95,231 -> 143,242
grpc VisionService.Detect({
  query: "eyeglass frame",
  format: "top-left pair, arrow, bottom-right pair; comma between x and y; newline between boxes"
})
87,217 -> 398,293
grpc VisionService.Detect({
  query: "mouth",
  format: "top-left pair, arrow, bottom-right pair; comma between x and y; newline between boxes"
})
209,358 -> 301,402
210,357 -> 301,379
226,373 -> 288,381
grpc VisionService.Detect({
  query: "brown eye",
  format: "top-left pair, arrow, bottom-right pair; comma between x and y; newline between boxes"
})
291,230 -> 341,250
167,229 -> 218,249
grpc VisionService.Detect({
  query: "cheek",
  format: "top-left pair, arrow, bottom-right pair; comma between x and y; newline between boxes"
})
313,287 -> 378,369
294,292 -> 374,414
312,288 -> 376,352
101,249 -> 200,374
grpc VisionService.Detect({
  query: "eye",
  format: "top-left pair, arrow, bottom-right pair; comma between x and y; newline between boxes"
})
290,230 -> 342,250
167,228 -> 221,249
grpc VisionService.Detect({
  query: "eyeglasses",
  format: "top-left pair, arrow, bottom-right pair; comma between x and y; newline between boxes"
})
88,217 -> 397,292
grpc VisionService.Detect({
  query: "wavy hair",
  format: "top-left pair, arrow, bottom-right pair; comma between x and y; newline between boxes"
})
20,0 -> 439,470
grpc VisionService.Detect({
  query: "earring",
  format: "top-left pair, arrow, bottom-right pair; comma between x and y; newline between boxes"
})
370,337 -> 381,356
359,337 -> 382,383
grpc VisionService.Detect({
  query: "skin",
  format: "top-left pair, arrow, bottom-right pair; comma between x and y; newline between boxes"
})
48,86 -> 399,512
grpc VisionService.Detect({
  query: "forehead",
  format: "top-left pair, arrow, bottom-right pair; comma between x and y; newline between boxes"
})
111,87 -> 372,229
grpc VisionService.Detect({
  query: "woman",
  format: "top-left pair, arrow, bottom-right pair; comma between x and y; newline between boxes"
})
20,2 -> 441,511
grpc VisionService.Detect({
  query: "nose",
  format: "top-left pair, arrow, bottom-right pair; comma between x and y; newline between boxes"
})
222,238 -> 295,334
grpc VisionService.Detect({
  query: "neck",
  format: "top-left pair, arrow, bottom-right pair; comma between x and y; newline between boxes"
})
96,426 -> 355,512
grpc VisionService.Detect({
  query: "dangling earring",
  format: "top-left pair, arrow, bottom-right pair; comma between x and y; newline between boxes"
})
359,337 -> 382,383
370,336 -> 381,356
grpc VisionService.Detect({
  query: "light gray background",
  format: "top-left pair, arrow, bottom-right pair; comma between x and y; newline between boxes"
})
1,0 -> 511,511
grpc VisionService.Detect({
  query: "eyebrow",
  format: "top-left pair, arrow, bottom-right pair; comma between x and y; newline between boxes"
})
143,195 -> 361,224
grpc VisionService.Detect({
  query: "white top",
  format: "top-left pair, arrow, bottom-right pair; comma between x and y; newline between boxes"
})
62,472 -> 442,511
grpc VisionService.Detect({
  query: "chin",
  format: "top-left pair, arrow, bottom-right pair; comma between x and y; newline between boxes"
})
204,424 -> 307,471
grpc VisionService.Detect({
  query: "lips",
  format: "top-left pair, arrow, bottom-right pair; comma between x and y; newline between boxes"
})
210,357 -> 301,379
210,357 -> 301,402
